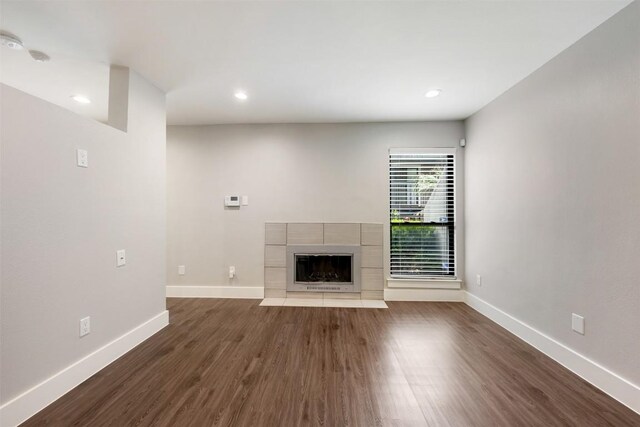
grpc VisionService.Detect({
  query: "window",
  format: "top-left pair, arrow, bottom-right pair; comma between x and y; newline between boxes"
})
389,149 -> 455,278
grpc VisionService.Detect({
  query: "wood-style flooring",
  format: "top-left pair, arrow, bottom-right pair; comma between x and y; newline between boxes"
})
23,298 -> 640,426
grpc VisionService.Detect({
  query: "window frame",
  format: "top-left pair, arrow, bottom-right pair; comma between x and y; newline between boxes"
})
388,148 -> 457,279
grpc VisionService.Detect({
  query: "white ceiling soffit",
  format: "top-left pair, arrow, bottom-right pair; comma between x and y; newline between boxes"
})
0,45 -> 110,123
0,0 -> 632,125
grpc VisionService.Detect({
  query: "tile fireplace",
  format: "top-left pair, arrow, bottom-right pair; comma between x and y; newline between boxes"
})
264,222 -> 384,300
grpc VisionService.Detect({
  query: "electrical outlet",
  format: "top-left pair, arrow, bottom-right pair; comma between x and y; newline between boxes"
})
116,249 -> 126,267
79,316 -> 91,337
572,313 -> 585,335
178,265 -> 186,275
229,265 -> 236,279
476,274 -> 482,286
76,149 -> 88,168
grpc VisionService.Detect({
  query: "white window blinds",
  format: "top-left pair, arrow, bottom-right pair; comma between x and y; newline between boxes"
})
389,149 -> 455,277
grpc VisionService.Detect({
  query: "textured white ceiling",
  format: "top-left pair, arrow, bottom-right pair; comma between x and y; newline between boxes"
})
0,1 -> 632,125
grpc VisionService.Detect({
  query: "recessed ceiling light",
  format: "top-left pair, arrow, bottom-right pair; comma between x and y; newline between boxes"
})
71,95 -> 91,104
29,50 -> 50,62
234,91 -> 248,101
425,89 -> 442,98
0,33 -> 24,50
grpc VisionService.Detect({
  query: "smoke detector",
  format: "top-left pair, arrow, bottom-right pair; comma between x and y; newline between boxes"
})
29,50 -> 50,62
1,33 -> 23,50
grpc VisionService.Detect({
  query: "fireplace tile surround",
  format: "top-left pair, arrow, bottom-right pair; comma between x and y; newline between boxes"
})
264,223 -> 384,300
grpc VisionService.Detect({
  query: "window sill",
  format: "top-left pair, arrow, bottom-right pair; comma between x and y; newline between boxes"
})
386,278 -> 462,290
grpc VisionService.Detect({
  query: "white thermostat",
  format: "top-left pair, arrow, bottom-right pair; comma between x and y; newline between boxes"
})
224,195 -> 241,207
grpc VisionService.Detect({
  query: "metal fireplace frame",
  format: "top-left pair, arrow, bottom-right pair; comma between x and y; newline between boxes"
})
286,245 -> 361,293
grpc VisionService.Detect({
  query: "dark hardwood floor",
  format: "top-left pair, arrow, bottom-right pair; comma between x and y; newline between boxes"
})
23,299 -> 639,426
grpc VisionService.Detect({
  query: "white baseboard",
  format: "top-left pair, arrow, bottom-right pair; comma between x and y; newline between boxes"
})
464,292 -> 640,415
166,285 -> 264,299
384,288 -> 464,301
0,310 -> 169,427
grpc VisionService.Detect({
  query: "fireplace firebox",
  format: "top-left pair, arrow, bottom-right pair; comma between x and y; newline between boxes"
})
295,254 -> 352,283
287,245 -> 361,292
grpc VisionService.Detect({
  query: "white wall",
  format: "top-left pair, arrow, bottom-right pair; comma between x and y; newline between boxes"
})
167,122 -> 464,288
465,0 -> 639,387
0,70 -> 166,403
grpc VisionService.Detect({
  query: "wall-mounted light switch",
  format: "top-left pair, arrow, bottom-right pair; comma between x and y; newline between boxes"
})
116,249 -> 126,267
76,149 -> 88,168
476,274 -> 482,286
241,196 -> 249,206
178,265 -> 186,275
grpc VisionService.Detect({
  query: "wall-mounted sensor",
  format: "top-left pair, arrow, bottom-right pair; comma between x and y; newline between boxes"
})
224,195 -> 240,207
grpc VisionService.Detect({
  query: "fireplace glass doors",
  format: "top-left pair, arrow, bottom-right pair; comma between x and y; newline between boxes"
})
295,254 -> 352,284
286,245 -> 361,293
